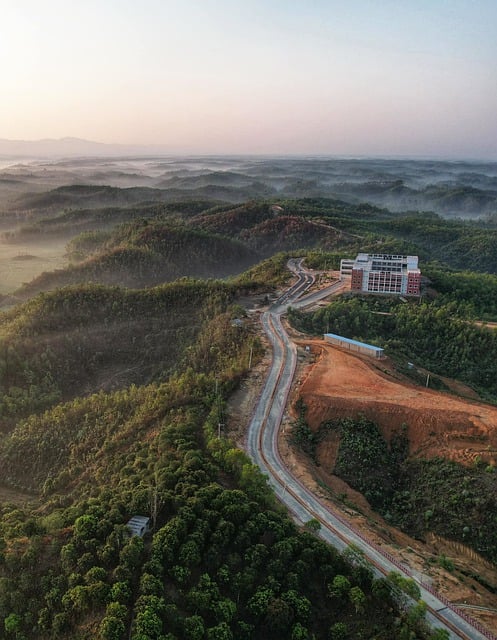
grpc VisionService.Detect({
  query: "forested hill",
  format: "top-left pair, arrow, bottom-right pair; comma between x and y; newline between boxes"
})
3,156 -> 496,218
0,280 -> 238,427
0,265 -> 437,640
2,200 -> 216,241
7,199 -> 365,300
5,197 -> 497,306
2,184 -> 497,637
0,252 -> 289,430
12,184 -> 170,213
8,181 -> 272,215
190,201 -> 350,256
190,198 -> 497,274
13,223 -> 260,299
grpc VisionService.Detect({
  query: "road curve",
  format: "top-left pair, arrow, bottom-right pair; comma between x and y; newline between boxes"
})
246,260 -> 495,640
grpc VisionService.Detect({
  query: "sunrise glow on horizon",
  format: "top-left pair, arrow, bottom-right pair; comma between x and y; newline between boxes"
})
1,0 -> 496,159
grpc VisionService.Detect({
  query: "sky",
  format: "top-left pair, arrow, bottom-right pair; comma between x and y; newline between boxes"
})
1,0 -> 497,159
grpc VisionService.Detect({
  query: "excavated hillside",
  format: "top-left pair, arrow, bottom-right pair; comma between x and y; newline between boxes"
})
224,287 -> 497,630
295,339 -> 497,467
278,336 -> 497,630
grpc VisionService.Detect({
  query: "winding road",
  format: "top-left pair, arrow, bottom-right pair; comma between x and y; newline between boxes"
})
246,259 -> 496,640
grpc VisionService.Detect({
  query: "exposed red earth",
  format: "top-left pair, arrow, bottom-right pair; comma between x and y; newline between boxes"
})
280,336 -> 497,631
295,340 -> 497,467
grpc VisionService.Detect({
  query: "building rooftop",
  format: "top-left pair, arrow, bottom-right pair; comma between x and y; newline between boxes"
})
353,253 -> 420,275
126,515 -> 150,537
324,333 -> 384,353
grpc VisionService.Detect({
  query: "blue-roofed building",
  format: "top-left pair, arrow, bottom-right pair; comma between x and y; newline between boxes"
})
324,333 -> 384,359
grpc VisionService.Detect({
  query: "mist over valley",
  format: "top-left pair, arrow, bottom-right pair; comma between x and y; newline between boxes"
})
0,154 -> 495,297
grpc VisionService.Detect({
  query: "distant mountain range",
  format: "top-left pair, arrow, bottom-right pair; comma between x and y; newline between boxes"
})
0,136 -> 172,158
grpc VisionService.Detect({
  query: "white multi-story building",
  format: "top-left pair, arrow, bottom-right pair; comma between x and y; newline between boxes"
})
339,258 -> 355,277
350,253 -> 421,296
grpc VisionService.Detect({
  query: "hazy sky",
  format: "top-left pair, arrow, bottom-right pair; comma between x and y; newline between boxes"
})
2,0 -> 496,158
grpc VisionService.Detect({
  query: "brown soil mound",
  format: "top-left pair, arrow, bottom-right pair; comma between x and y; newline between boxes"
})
296,340 -> 497,467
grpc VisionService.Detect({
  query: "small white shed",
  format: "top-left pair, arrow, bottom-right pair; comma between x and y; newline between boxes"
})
126,515 -> 151,537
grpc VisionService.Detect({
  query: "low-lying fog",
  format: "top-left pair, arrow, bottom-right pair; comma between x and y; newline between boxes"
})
0,154 -> 496,294
0,238 -> 68,295
1,155 -> 496,199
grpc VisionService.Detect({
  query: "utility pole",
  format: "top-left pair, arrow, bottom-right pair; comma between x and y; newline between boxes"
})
151,482 -> 158,530
215,376 -> 223,438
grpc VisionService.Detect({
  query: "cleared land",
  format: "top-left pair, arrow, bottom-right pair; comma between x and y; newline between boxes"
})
278,337 -> 497,630
227,307 -> 497,628
296,339 -> 497,467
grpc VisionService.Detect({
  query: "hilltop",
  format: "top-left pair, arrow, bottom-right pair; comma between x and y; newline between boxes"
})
3,194 -> 497,310
190,201 -> 352,256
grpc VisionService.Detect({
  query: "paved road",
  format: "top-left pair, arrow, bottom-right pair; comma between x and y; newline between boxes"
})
246,261 -> 495,640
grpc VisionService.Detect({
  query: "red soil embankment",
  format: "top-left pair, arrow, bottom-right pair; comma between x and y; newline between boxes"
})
297,341 -> 497,466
